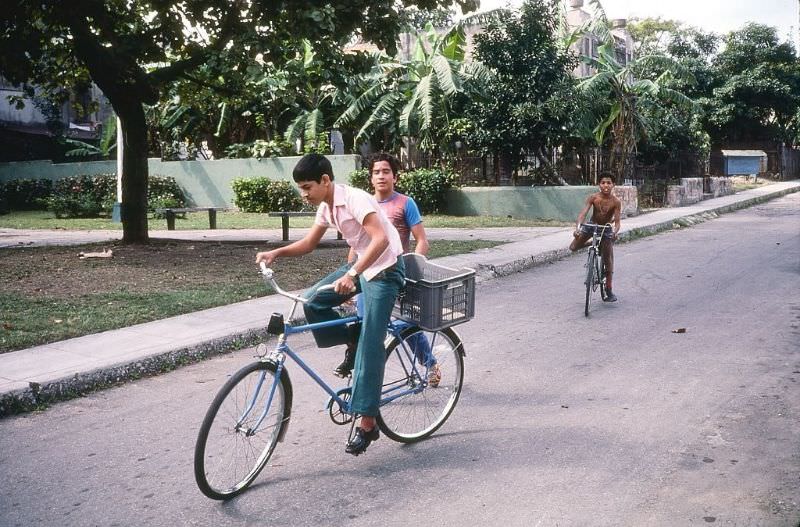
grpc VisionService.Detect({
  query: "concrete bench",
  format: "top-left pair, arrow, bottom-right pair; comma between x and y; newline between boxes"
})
155,207 -> 225,230
268,211 -> 342,241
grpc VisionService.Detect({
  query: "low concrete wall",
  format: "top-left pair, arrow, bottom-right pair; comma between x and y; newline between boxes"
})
0,155 -> 362,208
706,176 -> 734,198
446,185 -> 638,221
666,177 -> 734,207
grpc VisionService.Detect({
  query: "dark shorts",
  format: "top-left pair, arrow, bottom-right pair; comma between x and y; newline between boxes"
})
579,224 -> 614,239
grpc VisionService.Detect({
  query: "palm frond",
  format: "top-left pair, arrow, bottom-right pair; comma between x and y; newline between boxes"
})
284,112 -> 308,142
594,101 -> 620,145
578,70 -> 615,93
431,55 -> 459,96
304,108 -> 323,139
400,74 -> 431,134
355,92 -> 403,144
63,138 -> 102,157
440,26 -> 467,62
335,83 -> 387,128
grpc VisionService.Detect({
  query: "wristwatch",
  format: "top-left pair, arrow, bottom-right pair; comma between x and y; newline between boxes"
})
346,268 -> 359,279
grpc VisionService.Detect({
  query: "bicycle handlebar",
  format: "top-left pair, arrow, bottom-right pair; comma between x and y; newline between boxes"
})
259,262 -> 336,304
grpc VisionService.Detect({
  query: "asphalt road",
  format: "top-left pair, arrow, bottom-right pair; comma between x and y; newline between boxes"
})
1,193 -> 798,527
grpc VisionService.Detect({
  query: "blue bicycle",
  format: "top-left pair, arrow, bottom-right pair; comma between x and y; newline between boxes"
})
194,258 -> 472,500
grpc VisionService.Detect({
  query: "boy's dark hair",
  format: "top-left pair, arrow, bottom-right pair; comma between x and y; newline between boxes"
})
293,153 -> 333,183
598,171 -> 615,184
368,152 -> 401,177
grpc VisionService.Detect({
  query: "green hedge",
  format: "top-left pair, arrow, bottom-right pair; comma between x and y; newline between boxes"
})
231,177 -> 305,213
0,179 -> 54,211
43,174 -> 186,218
347,167 -> 456,214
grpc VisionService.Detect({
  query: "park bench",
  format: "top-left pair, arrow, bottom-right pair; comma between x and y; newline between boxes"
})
268,211 -> 342,241
155,207 -> 226,230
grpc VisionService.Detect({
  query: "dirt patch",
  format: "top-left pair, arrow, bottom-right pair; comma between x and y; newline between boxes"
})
1,239 -> 350,298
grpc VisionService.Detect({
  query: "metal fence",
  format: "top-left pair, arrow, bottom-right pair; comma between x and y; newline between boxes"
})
404,142 -> 798,206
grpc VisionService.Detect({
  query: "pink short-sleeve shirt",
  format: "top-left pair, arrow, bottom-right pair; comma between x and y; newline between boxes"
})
314,184 -> 403,281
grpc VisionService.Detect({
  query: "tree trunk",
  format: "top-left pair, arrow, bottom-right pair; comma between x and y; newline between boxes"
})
116,100 -> 150,243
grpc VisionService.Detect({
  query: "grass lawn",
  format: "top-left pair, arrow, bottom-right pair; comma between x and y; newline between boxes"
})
0,210 -> 569,230
0,238 -> 502,353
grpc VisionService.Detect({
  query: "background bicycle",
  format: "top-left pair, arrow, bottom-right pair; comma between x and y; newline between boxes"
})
582,222 -> 612,317
194,254 -> 475,500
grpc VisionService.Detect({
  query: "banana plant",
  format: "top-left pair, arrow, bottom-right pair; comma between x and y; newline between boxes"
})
64,115 -> 117,158
573,1 -> 697,179
335,13 -> 499,152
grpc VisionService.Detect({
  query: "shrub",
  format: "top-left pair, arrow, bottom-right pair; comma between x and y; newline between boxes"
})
46,174 -> 186,218
225,139 -> 294,159
347,168 -> 370,192
0,179 -> 53,210
48,175 -> 109,217
232,177 -> 304,213
397,168 -> 456,214
147,176 -> 186,213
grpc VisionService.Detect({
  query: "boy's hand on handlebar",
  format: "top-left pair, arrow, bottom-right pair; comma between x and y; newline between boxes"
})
334,274 -> 357,294
256,250 -> 277,265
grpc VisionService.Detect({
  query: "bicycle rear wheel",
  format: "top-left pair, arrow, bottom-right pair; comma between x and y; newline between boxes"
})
194,360 -> 292,500
584,249 -> 596,317
377,326 -> 464,443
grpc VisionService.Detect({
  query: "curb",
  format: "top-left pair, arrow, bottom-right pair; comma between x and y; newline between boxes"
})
0,329 -> 270,416
476,185 -> 800,281
1,184 -> 797,417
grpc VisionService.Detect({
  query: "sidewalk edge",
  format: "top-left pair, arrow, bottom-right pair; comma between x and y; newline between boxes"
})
0,329 -> 269,417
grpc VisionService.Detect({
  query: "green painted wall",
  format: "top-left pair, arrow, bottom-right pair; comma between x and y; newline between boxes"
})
0,155 -> 361,207
0,157 -> 639,220
446,186 -> 597,221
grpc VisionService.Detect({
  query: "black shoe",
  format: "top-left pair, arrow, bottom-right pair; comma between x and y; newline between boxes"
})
333,345 -> 356,378
345,426 -> 379,456
604,290 -> 618,302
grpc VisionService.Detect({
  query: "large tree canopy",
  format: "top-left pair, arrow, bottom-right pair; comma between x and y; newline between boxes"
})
702,23 -> 800,146
0,0 -> 476,242
466,0 -> 578,184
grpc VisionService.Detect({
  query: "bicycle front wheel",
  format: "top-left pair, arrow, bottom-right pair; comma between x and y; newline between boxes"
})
585,249 -> 596,317
377,326 -> 464,443
598,259 -> 607,300
194,361 -> 292,500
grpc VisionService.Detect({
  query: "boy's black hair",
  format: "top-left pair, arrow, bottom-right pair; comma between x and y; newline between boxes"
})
368,152 -> 401,177
598,171 -> 615,184
293,153 -> 333,183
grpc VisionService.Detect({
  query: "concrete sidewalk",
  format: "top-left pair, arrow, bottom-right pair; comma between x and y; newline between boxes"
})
1,180 -> 798,415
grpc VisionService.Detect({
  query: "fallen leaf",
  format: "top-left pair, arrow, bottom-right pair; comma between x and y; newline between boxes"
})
672,327 -> 687,334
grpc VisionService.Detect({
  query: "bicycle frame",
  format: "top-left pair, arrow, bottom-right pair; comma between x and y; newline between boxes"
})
241,314 -> 426,434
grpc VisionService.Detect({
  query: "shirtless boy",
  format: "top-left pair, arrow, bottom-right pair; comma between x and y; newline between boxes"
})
569,172 -> 622,302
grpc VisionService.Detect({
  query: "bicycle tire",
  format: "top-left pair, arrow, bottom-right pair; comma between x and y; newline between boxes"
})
598,259 -> 607,300
585,249 -> 596,317
194,360 -> 292,500
377,326 -> 464,443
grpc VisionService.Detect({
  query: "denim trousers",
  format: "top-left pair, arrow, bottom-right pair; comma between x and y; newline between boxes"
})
356,296 -> 436,368
303,257 -> 405,416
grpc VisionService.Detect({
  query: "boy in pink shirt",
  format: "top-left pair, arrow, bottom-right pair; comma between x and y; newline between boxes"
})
256,153 -> 405,456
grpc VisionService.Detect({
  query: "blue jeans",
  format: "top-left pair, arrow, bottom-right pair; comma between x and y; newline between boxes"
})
303,258 -> 405,416
356,296 -> 436,367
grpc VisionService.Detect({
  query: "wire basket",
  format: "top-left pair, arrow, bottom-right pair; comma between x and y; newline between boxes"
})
393,254 -> 476,331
